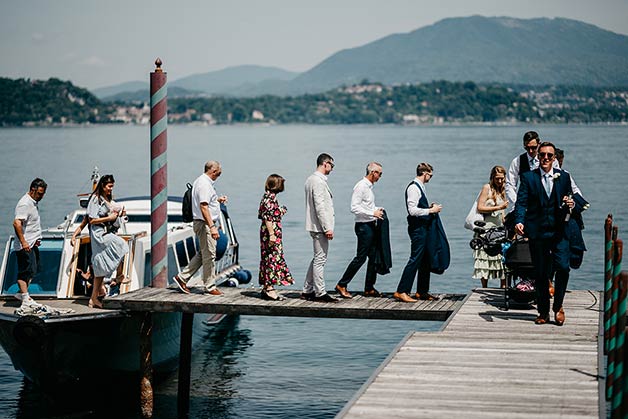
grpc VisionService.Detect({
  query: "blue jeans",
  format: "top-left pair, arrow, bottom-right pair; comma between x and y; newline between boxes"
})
338,222 -> 377,291
397,225 -> 430,294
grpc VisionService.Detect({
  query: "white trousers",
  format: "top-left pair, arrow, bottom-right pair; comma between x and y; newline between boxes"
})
304,232 -> 329,297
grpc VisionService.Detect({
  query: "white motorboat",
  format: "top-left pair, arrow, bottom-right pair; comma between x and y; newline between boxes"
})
0,172 -> 250,389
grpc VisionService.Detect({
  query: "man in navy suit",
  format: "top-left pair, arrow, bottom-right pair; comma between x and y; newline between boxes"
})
514,142 -> 577,326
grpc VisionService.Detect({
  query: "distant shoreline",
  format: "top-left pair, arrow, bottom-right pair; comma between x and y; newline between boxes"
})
3,121 -> 628,129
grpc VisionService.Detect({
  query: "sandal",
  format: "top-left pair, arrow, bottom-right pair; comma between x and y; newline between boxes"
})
261,288 -> 285,301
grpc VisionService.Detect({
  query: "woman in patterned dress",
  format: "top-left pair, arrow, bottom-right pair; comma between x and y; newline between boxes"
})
472,166 -> 508,288
87,174 -> 129,308
258,174 -> 293,300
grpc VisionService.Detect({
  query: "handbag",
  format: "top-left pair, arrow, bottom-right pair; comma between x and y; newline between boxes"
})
464,192 -> 483,230
505,239 -> 533,268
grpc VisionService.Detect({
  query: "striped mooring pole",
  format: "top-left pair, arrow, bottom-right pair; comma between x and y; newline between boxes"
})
611,267 -> 627,417
150,58 -> 168,288
608,237 -> 623,402
605,214 -> 615,353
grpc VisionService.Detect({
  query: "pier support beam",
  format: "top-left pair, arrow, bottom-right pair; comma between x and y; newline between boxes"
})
177,313 -> 194,418
139,312 -> 154,418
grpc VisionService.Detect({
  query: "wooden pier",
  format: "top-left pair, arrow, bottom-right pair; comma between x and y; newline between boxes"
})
338,288 -> 602,418
105,287 -> 466,321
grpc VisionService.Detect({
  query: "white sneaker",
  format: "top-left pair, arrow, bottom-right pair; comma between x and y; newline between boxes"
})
21,298 -> 42,308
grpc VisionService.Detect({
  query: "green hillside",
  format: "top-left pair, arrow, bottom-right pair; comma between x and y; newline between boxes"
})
0,77 -> 111,125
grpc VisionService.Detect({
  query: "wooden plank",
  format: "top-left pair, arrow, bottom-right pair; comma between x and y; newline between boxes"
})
339,289 -> 601,419
104,287 -> 463,321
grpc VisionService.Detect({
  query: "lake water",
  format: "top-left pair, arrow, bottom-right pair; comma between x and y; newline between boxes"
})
0,124 -> 626,418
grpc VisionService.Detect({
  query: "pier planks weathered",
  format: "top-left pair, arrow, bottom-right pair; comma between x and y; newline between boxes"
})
338,288 -> 602,418
105,287 -> 466,321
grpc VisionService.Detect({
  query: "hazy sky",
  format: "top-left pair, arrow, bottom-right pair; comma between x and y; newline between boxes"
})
1,0 -> 627,89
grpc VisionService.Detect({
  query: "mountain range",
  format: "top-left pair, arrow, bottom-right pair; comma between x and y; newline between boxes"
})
95,16 -> 628,101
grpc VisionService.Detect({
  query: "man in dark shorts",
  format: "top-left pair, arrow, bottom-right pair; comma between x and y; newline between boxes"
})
13,178 -> 47,307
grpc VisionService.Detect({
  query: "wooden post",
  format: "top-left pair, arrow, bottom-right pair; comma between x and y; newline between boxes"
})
140,312 -> 154,418
606,215 -> 615,354
177,313 -> 194,418
150,58 -> 168,288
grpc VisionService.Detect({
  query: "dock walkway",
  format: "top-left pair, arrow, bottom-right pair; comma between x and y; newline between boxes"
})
339,289 -> 602,418
105,287 -> 466,321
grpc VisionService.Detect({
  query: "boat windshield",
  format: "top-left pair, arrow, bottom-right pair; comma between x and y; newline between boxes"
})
2,237 -> 63,296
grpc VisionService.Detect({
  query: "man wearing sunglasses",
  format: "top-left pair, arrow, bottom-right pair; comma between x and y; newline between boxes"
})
303,153 -> 338,302
505,131 -> 560,213
514,142 -> 580,326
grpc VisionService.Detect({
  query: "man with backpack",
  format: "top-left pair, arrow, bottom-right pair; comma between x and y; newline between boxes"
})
174,161 -> 227,295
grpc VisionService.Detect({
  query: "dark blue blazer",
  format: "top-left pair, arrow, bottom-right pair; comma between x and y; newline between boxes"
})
514,168 -> 573,239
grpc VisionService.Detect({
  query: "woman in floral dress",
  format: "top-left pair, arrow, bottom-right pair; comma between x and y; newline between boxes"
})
258,174 -> 293,300
472,166 -> 508,288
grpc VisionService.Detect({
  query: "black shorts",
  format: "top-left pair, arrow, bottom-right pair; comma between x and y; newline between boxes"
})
16,247 -> 40,281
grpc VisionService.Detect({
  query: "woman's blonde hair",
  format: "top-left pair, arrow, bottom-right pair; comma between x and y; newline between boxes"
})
489,166 -> 506,199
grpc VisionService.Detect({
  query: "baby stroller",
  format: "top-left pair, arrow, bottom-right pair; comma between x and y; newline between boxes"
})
502,239 -> 536,310
469,221 -> 536,310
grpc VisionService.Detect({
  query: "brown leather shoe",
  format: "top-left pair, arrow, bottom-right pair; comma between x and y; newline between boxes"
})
554,308 -> 565,326
364,289 -> 382,297
393,292 -> 417,303
335,284 -> 352,299
535,314 -> 550,325
205,288 -> 223,296
173,275 -> 191,294
415,292 -> 437,301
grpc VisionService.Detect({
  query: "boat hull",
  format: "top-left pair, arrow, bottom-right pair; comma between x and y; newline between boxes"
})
0,311 -> 214,388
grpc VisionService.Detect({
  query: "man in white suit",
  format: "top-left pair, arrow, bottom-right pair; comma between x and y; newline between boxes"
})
303,153 -> 338,302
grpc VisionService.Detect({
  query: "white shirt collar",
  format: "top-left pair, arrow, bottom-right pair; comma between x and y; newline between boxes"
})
314,171 -> 328,181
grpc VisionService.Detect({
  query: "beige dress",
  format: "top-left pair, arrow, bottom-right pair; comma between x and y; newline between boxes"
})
472,194 -> 506,281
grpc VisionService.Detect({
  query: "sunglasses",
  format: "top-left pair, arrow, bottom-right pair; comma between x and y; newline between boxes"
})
525,145 -> 538,151
326,161 -> 335,168
539,152 -> 554,159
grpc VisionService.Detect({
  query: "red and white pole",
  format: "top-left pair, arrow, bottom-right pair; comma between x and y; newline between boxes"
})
150,58 -> 168,288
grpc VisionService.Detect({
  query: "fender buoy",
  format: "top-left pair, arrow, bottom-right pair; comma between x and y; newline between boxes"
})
232,269 -> 252,285
215,230 -> 228,261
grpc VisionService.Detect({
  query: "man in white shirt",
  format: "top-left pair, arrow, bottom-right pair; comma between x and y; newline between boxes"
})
174,161 -> 227,295
13,178 -> 47,307
303,153 -> 337,303
394,163 -> 442,303
335,162 -> 384,299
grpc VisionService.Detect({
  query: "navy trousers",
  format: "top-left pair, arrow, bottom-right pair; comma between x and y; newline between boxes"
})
529,236 -> 570,315
397,224 -> 431,294
338,222 -> 377,291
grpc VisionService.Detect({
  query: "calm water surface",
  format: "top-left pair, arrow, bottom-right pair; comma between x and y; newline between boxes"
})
0,125 -> 627,418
